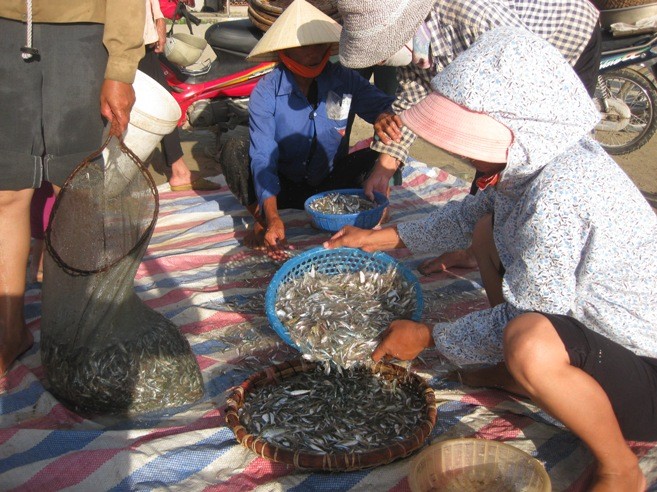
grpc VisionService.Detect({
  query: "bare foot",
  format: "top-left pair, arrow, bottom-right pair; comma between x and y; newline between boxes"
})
418,247 -> 477,275
591,460 -> 645,492
168,158 -> 195,188
0,327 -> 34,375
244,222 -> 266,249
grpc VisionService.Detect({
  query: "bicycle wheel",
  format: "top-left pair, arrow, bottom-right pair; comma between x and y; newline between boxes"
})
594,67 -> 657,155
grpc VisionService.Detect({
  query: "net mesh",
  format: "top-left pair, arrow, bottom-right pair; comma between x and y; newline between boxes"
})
41,136 -> 204,415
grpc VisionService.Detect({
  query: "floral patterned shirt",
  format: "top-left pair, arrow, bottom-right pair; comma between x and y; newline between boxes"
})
397,27 -> 657,365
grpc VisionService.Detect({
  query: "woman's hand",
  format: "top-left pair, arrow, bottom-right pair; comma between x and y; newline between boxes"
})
263,216 -> 291,262
374,112 -> 403,145
323,225 -> 404,252
323,226 -> 377,251
372,320 -> 434,362
363,153 -> 399,199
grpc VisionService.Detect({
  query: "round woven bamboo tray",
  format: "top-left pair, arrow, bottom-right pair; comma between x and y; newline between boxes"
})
592,0 -> 655,9
225,358 -> 437,471
250,0 -> 337,16
247,0 -> 340,32
247,6 -> 277,32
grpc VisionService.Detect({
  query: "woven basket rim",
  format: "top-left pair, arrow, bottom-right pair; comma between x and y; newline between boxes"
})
225,358 -> 437,471
249,0 -> 339,16
408,438 -> 552,492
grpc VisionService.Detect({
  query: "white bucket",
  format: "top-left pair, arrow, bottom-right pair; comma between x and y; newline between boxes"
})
103,70 -> 182,195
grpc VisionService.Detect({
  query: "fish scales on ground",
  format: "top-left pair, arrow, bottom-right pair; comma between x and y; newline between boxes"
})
275,267 -> 417,367
308,192 -> 375,214
239,365 -> 427,454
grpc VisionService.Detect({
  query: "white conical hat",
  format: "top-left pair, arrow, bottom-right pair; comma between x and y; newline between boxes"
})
247,0 -> 341,62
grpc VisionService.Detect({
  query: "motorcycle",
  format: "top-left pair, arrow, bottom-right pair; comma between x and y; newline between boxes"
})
594,7 -> 657,155
158,2 -> 275,134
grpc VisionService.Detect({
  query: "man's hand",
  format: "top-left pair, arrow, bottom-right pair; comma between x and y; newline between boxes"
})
100,80 -> 135,137
363,153 -> 399,199
371,320 -> 434,362
155,18 -> 167,53
374,112 -> 403,145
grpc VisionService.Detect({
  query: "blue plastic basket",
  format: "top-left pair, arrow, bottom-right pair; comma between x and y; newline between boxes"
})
265,247 -> 424,350
304,189 -> 389,233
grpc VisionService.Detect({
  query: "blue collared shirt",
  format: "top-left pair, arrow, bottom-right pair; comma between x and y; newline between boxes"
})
248,62 -> 395,206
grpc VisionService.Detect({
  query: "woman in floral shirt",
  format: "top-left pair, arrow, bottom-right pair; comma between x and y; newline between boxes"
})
325,27 -> 656,491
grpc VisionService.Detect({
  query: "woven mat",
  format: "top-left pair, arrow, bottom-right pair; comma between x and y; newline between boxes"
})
1,161 -> 655,491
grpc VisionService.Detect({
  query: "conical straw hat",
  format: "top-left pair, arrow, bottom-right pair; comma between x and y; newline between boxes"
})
247,0 -> 342,62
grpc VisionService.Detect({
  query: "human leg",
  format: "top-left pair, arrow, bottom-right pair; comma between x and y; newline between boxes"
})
573,26 -> 602,97
219,135 -> 267,246
137,49 -> 214,189
504,313 -> 648,491
28,182 -> 56,283
0,189 -> 36,374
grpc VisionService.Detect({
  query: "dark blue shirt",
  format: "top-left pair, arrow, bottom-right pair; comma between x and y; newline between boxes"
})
248,62 -> 395,206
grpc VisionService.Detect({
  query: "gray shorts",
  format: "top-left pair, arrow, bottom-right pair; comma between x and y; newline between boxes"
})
0,18 -> 107,190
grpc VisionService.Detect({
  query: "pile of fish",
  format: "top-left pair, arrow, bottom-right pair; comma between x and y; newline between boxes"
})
239,365 -> 427,454
275,266 -> 417,368
42,321 -> 204,415
308,193 -> 375,214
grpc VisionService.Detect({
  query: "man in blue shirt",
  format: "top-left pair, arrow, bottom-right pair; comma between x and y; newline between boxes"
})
222,0 -> 394,260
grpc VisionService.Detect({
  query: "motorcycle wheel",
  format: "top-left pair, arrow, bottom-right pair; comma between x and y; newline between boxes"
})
594,68 -> 657,155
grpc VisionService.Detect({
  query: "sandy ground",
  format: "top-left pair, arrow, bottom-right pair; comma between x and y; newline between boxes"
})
148,11 -> 656,210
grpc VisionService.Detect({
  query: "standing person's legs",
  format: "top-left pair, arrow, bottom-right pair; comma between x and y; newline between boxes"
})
0,20 -> 106,373
0,189 -> 35,374
320,148 -> 380,191
573,25 -> 602,97
0,19 -> 44,373
138,49 -> 219,191
371,65 -> 399,98
137,50 -> 193,187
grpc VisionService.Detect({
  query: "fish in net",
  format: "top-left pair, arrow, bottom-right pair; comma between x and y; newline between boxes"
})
40,136 -> 204,415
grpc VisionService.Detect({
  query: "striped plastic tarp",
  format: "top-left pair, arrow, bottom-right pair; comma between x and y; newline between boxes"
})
1,161 -> 655,491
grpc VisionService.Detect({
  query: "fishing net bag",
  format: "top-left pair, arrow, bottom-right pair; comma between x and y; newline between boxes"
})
41,136 -> 204,415
225,357 -> 437,471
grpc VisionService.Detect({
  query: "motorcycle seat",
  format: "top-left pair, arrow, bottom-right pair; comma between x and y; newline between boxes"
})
601,30 -> 656,53
205,19 -> 263,57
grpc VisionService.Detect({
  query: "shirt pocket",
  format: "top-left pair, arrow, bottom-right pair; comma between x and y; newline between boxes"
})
326,91 -> 352,121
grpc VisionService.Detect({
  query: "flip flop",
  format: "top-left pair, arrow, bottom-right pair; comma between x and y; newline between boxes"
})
170,177 -> 221,192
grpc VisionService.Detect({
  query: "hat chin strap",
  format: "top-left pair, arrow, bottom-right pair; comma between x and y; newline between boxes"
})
279,50 -> 330,79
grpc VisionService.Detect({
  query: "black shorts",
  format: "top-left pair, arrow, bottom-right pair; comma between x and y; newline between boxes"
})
0,19 -> 107,190
541,312 -> 657,441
